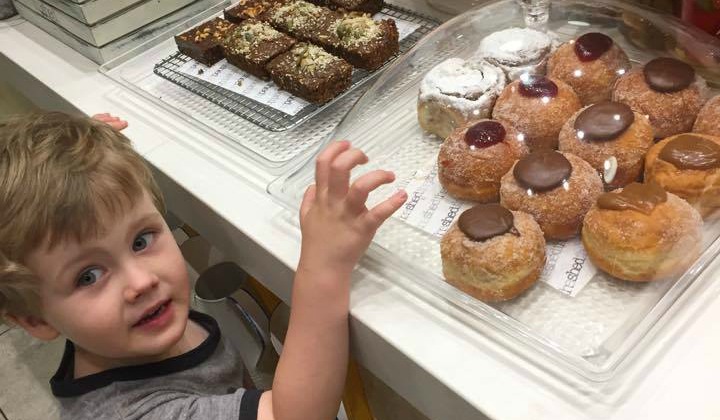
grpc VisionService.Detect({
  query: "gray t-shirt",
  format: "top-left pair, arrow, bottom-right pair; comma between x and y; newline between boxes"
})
50,311 -> 262,420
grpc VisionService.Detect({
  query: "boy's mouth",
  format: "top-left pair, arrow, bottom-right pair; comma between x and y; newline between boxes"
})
134,300 -> 171,327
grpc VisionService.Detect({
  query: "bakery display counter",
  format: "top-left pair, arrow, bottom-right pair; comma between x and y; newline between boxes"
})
270,0 -> 720,381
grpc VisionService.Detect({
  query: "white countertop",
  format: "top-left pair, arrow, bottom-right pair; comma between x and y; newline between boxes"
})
3,6 -> 720,419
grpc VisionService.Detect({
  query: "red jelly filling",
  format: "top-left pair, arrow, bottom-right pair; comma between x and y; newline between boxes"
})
464,120 -> 506,148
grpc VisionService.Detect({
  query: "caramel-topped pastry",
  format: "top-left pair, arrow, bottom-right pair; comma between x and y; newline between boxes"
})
597,182 -> 666,215
659,133 -> 720,170
613,57 -> 707,139
559,102 -> 653,189
438,119 -> 528,203
441,205 -> 546,302
582,184 -> 702,282
500,151 -> 603,240
457,204 -> 515,241
548,32 -> 630,105
645,133 -> 720,217
492,76 -> 581,151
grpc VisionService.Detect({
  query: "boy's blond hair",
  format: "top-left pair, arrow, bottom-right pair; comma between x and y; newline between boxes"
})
0,112 -> 164,317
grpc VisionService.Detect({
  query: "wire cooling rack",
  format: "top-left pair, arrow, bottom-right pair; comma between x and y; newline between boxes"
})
152,4 -> 440,132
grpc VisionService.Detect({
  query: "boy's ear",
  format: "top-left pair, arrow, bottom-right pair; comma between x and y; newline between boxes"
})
4,314 -> 60,341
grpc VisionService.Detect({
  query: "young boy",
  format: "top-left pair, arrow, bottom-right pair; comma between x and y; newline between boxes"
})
0,112 -> 407,420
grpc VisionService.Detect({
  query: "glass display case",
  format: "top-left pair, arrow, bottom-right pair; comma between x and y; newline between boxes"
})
269,0 -> 720,380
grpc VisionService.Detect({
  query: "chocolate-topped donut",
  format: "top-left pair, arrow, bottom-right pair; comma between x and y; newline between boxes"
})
439,119 -> 529,203
500,151 -> 603,239
441,205 -> 546,302
645,132 -> 720,217
643,58 -> 695,93
492,76 -> 581,151
512,150 -> 572,192
548,32 -> 630,105
613,58 -> 707,139
559,102 -> 653,189
574,101 -> 634,141
457,204 -> 515,241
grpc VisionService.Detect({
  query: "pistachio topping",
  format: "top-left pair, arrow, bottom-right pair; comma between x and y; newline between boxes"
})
333,13 -> 381,46
224,22 -> 283,54
272,1 -> 323,32
291,43 -> 337,74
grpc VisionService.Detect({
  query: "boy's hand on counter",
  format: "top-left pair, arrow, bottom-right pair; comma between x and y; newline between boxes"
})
92,113 -> 128,131
298,140 -> 407,278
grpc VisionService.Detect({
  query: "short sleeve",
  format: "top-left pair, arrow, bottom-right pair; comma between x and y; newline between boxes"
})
137,388 -> 265,420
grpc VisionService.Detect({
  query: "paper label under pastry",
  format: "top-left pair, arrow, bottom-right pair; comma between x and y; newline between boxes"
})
175,14 -> 422,116
395,155 -> 597,297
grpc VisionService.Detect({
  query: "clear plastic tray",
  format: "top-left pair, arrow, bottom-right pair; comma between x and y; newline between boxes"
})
99,2 -> 439,173
269,0 -> 720,380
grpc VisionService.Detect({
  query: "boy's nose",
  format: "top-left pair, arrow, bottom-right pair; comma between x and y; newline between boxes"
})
123,261 -> 160,302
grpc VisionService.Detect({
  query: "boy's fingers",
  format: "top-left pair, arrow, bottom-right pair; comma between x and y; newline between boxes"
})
299,184 -> 316,221
315,141 -> 350,193
366,190 -> 407,228
346,170 -> 395,211
328,148 -> 368,200
109,120 -> 128,131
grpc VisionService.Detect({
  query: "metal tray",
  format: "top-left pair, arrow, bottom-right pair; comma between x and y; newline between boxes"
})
100,2 -> 439,172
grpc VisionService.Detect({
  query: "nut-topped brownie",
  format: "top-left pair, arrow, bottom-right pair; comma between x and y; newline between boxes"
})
308,0 -> 384,14
223,0 -> 286,24
266,0 -> 340,44
175,18 -> 236,66
267,42 -> 352,103
222,20 -> 296,79
330,13 -> 398,70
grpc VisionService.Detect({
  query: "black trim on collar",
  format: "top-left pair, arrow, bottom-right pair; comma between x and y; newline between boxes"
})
50,310 -> 220,398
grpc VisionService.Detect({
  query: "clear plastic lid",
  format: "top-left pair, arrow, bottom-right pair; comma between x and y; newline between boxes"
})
270,0 -> 720,380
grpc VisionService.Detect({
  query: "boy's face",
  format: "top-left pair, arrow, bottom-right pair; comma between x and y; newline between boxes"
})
24,192 -> 192,362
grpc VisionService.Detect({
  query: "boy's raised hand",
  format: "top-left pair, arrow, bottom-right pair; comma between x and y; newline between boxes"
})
92,113 -> 128,131
298,140 -> 407,277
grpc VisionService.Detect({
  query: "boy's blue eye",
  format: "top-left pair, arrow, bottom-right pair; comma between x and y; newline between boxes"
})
132,232 -> 155,252
77,267 -> 104,287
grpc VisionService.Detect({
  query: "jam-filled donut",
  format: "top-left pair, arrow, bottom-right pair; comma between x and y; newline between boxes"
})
582,182 -> 702,281
476,27 -> 555,81
613,57 -> 708,139
418,57 -> 506,140
547,32 -> 630,105
440,203 -> 546,302
558,101 -> 653,189
694,95 -> 720,137
645,132 -> 720,217
492,75 -> 581,151
438,119 -> 529,202
500,150 -> 603,240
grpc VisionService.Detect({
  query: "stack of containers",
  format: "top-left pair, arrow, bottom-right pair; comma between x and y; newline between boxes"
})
12,0 -> 230,63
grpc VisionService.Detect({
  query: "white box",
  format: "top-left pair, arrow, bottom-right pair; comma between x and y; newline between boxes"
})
44,0 -> 146,25
16,0 -> 202,46
13,0 -> 231,63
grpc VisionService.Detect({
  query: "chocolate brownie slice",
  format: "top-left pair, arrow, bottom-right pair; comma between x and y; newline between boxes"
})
266,0 -> 340,44
222,20 -> 297,79
267,42 -> 352,103
308,0 -> 384,14
223,0 -> 286,24
330,13 -> 399,70
175,18 -> 236,66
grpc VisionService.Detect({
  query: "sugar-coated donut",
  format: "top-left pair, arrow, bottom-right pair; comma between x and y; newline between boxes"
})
476,27 -> 555,81
441,204 -> 546,302
694,95 -> 720,137
438,119 -> 529,202
558,101 -> 653,189
547,32 -> 630,105
500,150 -> 603,240
418,58 -> 506,139
582,182 -> 702,281
492,75 -> 582,151
612,57 -> 707,139
645,132 -> 720,217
